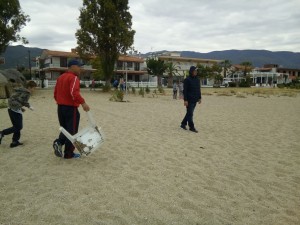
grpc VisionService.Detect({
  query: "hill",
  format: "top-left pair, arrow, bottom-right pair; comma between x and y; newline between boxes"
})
180,50 -> 300,69
1,46 -> 300,69
0,45 -> 44,69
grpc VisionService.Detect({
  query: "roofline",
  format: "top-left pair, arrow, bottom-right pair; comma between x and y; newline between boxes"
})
158,55 -> 223,63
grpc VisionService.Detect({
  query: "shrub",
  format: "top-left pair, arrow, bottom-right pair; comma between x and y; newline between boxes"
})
0,100 -> 8,109
139,87 -> 145,97
229,82 -> 237,87
109,90 -> 124,102
239,80 -> 251,87
131,86 -> 136,94
145,85 -> 150,94
158,86 -> 165,94
102,84 -> 111,92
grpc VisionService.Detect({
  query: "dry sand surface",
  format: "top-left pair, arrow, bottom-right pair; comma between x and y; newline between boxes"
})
0,88 -> 299,225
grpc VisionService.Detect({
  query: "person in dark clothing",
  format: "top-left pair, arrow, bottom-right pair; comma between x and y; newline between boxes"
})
53,59 -> 90,159
0,81 -> 37,147
180,66 -> 201,133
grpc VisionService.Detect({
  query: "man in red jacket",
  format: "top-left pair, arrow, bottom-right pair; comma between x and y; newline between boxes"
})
53,59 -> 90,159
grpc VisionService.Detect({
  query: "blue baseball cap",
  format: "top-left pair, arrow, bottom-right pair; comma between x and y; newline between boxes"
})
68,59 -> 84,67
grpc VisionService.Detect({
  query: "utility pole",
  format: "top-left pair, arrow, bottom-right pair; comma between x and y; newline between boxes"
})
28,50 -> 32,79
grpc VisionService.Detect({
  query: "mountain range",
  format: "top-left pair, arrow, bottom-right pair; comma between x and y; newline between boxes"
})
1,45 -> 300,70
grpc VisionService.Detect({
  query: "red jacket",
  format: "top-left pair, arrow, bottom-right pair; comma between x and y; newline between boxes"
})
54,71 -> 85,107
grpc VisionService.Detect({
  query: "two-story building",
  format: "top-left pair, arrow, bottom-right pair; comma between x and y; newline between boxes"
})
157,51 -> 223,86
249,64 -> 300,86
36,49 -> 147,83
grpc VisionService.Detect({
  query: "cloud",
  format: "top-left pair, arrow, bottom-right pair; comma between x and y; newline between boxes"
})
16,0 -> 300,53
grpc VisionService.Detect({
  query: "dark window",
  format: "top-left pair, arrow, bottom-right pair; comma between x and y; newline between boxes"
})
117,61 -> 123,69
134,63 -> 140,71
60,57 -> 67,67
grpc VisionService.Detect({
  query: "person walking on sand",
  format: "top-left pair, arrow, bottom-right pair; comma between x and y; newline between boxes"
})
173,82 -> 178,99
180,66 -> 201,133
0,81 -> 37,147
179,81 -> 184,99
90,79 -> 95,91
53,59 -> 90,159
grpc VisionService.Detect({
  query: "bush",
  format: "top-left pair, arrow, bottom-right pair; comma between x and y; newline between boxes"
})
0,100 -> 8,109
131,86 -> 136,94
229,82 -> 237,87
139,87 -> 145,97
145,86 -> 150,94
80,83 -> 86,88
102,84 -> 111,92
239,80 -> 251,87
109,90 -> 124,102
158,86 -> 165,94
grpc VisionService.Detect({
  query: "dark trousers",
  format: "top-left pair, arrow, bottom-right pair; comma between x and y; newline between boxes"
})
57,105 -> 80,158
173,90 -> 177,99
181,102 -> 197,129
2,109 -> 23,142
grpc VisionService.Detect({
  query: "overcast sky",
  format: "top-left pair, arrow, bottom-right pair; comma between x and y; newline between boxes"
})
16,0 -> 300,53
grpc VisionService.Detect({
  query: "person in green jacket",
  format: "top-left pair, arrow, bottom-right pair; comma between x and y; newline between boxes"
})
0,81 -> 37,148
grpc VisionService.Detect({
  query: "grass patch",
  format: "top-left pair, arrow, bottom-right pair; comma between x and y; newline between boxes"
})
0,99 -> 8,109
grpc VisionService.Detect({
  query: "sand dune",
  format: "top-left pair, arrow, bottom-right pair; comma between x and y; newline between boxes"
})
0,88 -> 299,225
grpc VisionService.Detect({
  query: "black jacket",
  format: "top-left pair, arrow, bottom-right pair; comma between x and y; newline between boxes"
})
183,75 -> 201,103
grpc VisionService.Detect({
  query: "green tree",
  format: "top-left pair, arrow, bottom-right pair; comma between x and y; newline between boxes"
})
76,0 -> 135,85
211,63 -> 223,85
90,56 -> 104,80
165,62 -> 180,88
146,58 -> 166,87
0,0 -> 30,54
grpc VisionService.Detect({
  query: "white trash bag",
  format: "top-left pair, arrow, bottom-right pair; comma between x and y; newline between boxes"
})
59,111 -> 105,156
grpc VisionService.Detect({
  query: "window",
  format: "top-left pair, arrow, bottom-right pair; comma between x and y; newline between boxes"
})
60,57 -> 67,67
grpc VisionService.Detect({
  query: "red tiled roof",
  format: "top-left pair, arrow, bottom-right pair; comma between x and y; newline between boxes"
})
118,55 -> 144,63
41,49 -> 79,59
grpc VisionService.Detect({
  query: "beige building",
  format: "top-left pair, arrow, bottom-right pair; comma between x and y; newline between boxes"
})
36,49 -> 146,82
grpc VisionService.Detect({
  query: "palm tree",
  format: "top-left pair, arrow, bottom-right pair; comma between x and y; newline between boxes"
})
146,58 -> 166,87
165,62 -> 180,88
220,59 -> 232,78
240,61 -> 252,77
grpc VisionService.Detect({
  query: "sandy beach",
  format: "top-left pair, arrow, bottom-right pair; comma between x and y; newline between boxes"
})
0,88 -> 299,225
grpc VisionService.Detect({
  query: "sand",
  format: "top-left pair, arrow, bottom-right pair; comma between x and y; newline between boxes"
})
0,88 -> 299,225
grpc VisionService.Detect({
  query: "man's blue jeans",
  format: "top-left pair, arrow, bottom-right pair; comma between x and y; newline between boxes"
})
181,102 -> 197,129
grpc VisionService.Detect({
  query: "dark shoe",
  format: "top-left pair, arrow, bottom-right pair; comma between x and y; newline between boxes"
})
0,131 -> 3,144
53,140 -> 63,157
180,124 -> 187,130
189,128 -> 198,133
64,153 -> 81,159
10,141 -> 23,148
72,153 -> 81,158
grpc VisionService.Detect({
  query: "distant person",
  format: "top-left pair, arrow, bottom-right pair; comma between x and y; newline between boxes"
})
113,79 -> 119,89
178,81 -> 184,99
53,59 -> 90,159
0,81 -> 37,147
173,82 -> 178,99
120,78 -> 124,91
90,79 -> 96,90
180,66 -> 201,133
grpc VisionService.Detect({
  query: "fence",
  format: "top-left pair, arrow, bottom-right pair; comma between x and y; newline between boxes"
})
36,79 -> 158,88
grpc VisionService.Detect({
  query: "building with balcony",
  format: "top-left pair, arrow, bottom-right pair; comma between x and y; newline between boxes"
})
157,51 -> 223,86
36,49 -> 147,82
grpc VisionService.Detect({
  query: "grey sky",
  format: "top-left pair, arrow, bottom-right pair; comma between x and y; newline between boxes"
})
16,0 -> 300,53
